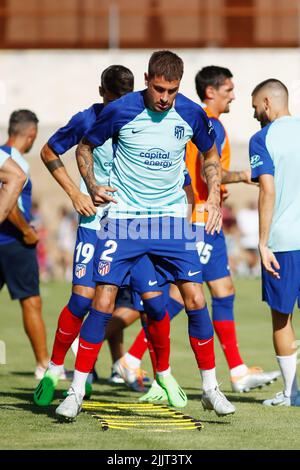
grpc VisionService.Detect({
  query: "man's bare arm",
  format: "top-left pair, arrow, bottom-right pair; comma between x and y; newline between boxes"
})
7,204 -> 39,245
41,143 -> 96,217
258,174 -> 280,278
0,158 -> 26,224
76,138 -> 117,205
202,143 -> 222,234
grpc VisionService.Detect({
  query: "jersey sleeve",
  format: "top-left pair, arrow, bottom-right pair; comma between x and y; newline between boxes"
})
48,110 -> 95,155
192,109 -> 216,153
183,167 -> 191,187
84,101 -> 121,147
0,148 -> 9,168
249,130 -> 274,182
210,118 -> 225,158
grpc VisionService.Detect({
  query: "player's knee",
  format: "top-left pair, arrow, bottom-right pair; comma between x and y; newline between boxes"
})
184,292 -> 205,311
143,295 -> 166,321
68,293 -> 92,319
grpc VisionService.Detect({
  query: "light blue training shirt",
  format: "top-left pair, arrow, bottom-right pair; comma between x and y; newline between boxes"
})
250,115 -> 300,252
84,90 -> 215,219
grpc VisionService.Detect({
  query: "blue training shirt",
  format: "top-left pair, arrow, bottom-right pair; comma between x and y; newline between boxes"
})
0,146 -> 31,245
84,90 -> 216,219
48,103 -> 112,230
249,116 -> 300,252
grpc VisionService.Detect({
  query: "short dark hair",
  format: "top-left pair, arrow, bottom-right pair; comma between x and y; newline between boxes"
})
101,65 -> 134,97
195,66 -> 233,101
148,50 -> 184,81
252,78 -> 288,97
8,109 -> 39,136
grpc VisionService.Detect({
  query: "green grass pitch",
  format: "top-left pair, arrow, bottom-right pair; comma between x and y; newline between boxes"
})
0,279 -> 300,450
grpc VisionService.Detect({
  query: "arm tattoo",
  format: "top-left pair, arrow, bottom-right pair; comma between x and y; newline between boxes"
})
76,141 -> 97,194
222,170 -> 245,184
45,159 -> 64,173
203,160 -> 221,197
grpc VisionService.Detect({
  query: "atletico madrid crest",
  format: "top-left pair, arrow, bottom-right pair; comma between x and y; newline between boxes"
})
75,263 -> 86,279
98,260 -> 111,276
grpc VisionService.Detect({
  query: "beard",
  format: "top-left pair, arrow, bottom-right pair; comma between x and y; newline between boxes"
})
258,111 -> 270,128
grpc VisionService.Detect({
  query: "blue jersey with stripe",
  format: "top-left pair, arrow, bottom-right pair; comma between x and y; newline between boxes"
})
250,116 -> 300,252
0,146 -> 31,245
48,103 -> 112,230
84,91 -> 215,219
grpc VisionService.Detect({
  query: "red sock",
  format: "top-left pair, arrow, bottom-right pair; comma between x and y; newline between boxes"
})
189,336 -> 215,370
146,336 -> 157,377
147,312 -> 170,373
51,305 -> 83,365
213,320 -> 244,369
75,338 -> 104,373
128,328 -> 148,360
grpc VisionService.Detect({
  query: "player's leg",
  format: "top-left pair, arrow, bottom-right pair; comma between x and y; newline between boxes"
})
20,295 -> 48,370
106,292 -> 143,390
177,280 -> 235,416
2,240 -> 50,374
263,309 -> 300,406
261,251 -> 300,406
56,282 -> 119,420
202,229 -> 279,391
34,227 -> 96,406
55,219 -> 144,419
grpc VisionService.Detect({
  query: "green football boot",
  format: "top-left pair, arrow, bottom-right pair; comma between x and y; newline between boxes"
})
156,373 -> 187,408
33,370 -> 59,406
139,381 -> 168,402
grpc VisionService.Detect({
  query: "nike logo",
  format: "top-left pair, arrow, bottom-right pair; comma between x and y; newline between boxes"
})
148,280 -> 158,286
58,328 -> 73,336
188,270 -> 201,277
198,339 -> 212,346
132,129 -> 143,134
79,343 -> 94,350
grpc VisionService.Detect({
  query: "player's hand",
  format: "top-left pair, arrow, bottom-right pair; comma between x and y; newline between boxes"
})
203,197 -> 222,235
90,185 -> 118,206
71,191 -> 97,217
23,226 -> 39,245
259,244 -> 280,279
243,170 -> 258,186
221,188 -> 230,202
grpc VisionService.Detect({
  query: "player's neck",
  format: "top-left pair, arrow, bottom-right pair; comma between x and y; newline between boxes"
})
6,136 -> 26,155
203,100 -> 220,118
272,109 -> 291,121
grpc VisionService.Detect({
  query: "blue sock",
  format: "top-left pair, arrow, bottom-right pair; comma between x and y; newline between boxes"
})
143,295 -> 166,321
187,305 -> 214,340
212,295 -> 235,322
166,297 -> 184,320
67,293 -> 92,319
80,308 -> 112,344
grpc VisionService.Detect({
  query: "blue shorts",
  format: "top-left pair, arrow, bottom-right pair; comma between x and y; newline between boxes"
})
197,228 -> 230,282
0,240 -> 40,300
93,217 -> 203,286
73,226 -> 166,294
262,250 -> 300,314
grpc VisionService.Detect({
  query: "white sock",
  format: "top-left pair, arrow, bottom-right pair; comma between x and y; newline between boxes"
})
276,353 -> 298,397
71,370 -> 89,397
48,361 -> 64,377
156,367 -> 171,377
152,379 -> 160,387
200,368 -> 218,392
230,364 -> 248,378
71,337 -> 79,356
124,352 -> 141,369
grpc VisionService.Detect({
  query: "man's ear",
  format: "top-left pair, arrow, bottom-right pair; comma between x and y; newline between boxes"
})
205,85 -> 215,100
144,72 -> 149,86
99,86 -> 103,97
